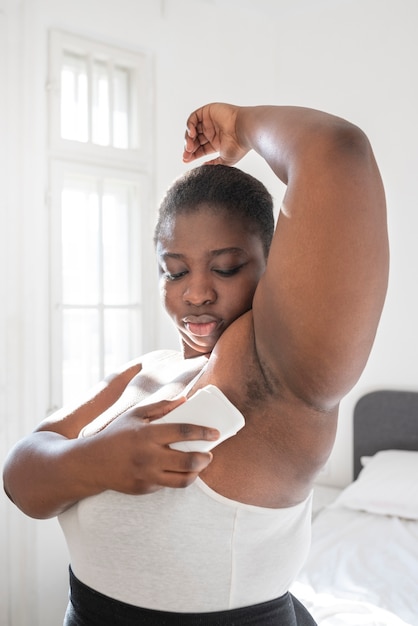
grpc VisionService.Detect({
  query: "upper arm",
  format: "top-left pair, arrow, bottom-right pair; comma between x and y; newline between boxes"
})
35,360 -> 143,438
252,124 -> 389,410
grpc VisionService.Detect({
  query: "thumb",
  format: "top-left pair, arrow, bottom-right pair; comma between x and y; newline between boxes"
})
142,396 -> 187,422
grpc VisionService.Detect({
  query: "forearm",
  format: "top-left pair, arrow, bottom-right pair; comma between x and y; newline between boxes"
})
3,398 -> 218,519
3,432 -> 103,519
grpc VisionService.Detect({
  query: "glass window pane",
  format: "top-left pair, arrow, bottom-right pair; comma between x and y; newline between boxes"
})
62,183 -> 100,304
102,184 -> 138,305
104,309 -> 140,373
61,52 -> 88,142
50,32 -> 151,409
62,309 -> 100,402
92,60 -> 110,146
113,66 -> 129,149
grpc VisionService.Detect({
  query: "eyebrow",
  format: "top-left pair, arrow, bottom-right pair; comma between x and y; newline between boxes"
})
160,247 -> 247,261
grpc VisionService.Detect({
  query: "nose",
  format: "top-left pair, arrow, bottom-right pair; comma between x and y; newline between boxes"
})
183,274 -> 217,306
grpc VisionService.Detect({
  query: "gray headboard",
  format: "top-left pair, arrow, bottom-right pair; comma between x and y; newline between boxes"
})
353,390 -> 418,479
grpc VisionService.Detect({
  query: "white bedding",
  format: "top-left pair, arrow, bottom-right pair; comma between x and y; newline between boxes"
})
291,504 -> 418,626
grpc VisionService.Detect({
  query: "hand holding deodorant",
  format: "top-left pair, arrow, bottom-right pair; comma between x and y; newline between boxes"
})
152,385 -> 245,452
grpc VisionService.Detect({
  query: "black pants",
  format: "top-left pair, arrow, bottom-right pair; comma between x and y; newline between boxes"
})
64,567 -> 317,626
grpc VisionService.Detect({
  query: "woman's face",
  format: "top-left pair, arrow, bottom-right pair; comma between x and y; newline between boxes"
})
156,206 -> 267,358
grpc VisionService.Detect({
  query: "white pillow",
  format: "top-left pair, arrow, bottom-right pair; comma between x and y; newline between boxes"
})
334,449 -> 418,520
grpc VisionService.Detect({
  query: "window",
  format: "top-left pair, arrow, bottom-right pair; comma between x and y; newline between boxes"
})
48,31 -> 154,408
60,51 -> 131,148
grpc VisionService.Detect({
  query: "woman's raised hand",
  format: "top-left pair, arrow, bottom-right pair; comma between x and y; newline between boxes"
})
183,102 -> 250,166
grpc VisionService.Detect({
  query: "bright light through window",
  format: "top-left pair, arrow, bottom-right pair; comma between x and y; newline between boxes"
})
49,30 -> 152,408
60,176 -> 141,403
92,60 -> 110,146
60,52 -> 131,148
61,53 -> 89,142
113,67 -> 129,149
62,186 -> 100,304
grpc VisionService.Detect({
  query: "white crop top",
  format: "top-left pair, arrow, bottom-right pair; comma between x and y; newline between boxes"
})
59,480 -> 312,612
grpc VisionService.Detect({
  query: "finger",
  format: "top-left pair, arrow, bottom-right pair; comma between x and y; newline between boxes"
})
146,397 -> 187,420
182,138 -> 204,162
183,133 -> 194,157
159,451 -> 214,488
183,106 -> 218,162
153,422 -> 220,445
185,108 -> 204,139
159,470 -> 203,489
183,142 -> 218,164
165,449 -> 213,474
183,131 -> 214,156
127,397 -> 187,422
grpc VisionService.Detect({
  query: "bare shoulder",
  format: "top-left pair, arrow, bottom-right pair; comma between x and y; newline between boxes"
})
34,352 -> 159,437
105,349 -> 180,381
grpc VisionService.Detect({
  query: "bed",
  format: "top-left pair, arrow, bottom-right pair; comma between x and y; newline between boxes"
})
291,390 -> 418,626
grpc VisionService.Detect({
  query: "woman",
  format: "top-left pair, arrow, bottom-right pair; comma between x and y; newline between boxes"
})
3,103 -> 389,625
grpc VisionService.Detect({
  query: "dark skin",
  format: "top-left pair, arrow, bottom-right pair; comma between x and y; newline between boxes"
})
3,103 -> 389,517
156,206 -> 266,358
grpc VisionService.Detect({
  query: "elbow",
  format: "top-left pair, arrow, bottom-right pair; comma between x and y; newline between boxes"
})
3,452 -> 59,520
3,478 -> 44,520
3,482 -> 62,520
324,117 -> 376,165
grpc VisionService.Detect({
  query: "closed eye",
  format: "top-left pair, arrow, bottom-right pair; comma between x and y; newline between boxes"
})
213,265 -> 244,277
165,270 -> 188,281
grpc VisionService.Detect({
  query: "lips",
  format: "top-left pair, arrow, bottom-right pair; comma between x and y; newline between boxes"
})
183,315 -> 220,337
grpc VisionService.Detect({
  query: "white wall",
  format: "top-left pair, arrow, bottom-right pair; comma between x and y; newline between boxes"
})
1,0 -> 417,624
268,0 -> 418,487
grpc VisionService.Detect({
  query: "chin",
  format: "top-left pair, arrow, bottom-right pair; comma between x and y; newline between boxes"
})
182,339 -> 215,359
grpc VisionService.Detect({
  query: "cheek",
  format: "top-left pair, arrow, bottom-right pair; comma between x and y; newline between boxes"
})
160,280 -> 180,316
226,279 -> 258,312
159,280 -> 170,310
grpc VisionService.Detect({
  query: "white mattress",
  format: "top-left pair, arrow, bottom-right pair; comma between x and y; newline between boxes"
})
291,504 -> 418,625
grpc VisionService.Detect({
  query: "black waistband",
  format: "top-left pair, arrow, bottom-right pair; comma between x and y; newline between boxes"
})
65,567 -> 316,626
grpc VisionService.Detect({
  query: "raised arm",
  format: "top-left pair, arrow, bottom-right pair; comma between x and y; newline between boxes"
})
184,104 -> 389,410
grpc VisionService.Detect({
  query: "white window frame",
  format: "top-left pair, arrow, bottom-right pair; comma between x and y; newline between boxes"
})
47,30 -> 155,411
48,29 -> 153,168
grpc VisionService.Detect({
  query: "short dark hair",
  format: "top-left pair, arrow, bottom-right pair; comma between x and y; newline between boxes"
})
154,164 -> 274,257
